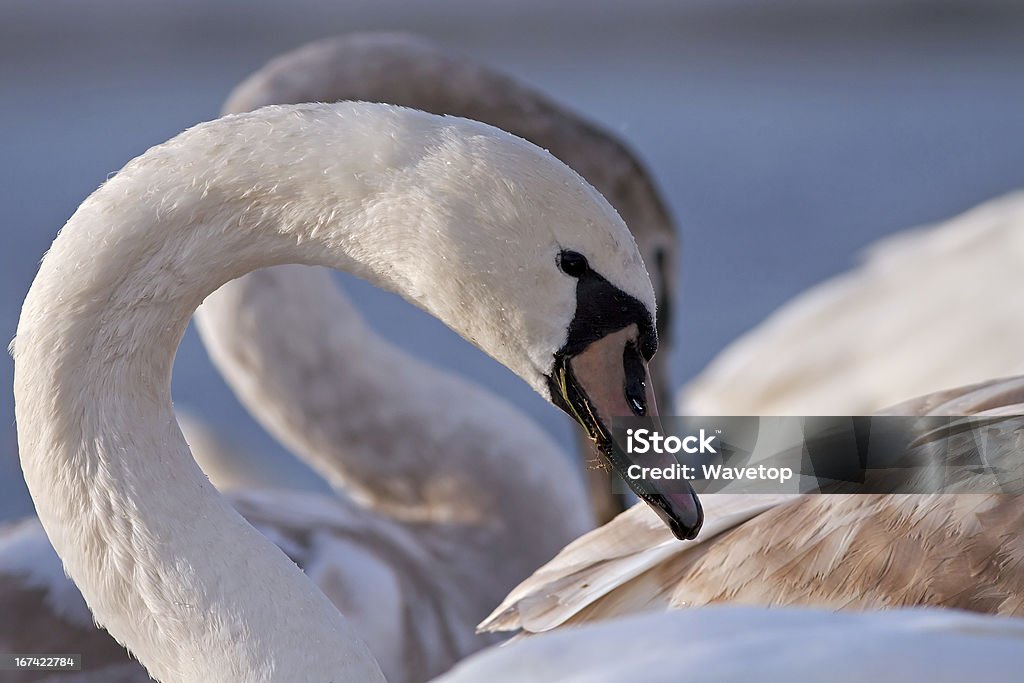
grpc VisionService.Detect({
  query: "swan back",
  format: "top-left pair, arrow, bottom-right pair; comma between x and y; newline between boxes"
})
443,607 -> 1024,683
679,192 -> 1024,415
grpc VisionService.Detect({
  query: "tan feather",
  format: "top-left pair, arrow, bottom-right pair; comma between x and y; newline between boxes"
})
481,378 -> 1024,635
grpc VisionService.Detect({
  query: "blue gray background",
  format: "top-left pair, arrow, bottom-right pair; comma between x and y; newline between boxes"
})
3,0 -> 1024,520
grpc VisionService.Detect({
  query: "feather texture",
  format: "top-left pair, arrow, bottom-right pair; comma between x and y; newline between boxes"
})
680,192 -> 1024,415
449,607 -> 1024,683
481,378 -> 1024,635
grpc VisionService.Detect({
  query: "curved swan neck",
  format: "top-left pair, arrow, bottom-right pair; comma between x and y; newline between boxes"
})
14,103 -> 530,682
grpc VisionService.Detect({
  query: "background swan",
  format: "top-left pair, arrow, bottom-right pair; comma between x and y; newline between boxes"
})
481,374 -> 1024,636
216,32 -> 678,523
679,192 -> 1024,415
13,102 -> 689,682
446,607 -> 1024,683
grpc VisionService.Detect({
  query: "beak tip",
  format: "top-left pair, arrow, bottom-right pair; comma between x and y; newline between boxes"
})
670,517 -> 703,541
654,492 -> 704,541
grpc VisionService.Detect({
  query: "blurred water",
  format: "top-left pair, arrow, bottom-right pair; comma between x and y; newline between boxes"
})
3,0 -> 1024,521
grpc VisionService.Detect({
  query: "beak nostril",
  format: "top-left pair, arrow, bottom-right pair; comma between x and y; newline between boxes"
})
623,340 -> 648,417
627,395 -> 645,416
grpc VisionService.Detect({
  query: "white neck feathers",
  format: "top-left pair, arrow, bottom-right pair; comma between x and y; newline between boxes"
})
14,102 -> 584,682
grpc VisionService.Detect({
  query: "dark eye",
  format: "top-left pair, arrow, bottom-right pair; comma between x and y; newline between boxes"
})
558,250 -> 589,278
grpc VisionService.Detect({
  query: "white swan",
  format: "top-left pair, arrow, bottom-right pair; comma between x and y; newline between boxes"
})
13,102 -> 699,682
679,191 -> 1024,415
445,607 -> 1024,683
3,34 -> 686,680
217,32 -> 680,523
480,375 -> 1024,636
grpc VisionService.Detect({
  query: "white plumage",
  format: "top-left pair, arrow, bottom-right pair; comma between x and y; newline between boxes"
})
12,102 -> 654,682
445,607 -> 1024,683
680,192 -> 1024,415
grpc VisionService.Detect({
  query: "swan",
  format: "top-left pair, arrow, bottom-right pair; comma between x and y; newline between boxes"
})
479,375 -> 1024,636
12,102 -> 700,682
679,191 -> 1024,415
444,607 -> 1024,683
218,32 -> 680,524
4,35 -> 685,680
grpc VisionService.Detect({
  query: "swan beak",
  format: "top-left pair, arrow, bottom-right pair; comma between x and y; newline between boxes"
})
550,326 -> 704,541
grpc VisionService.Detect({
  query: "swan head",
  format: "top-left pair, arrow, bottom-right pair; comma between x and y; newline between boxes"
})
370,110 -> 704,540
542,252 -> 703,542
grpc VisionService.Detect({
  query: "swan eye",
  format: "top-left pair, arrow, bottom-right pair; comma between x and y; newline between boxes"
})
558,250 -> 589,278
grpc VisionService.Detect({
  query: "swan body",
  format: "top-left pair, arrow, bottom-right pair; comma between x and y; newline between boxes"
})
14,103 -> 677,681
680,192 -> 1024,415
481,376 -> 1024,635
445,607 -> 1024,683
220,32 -> 679,523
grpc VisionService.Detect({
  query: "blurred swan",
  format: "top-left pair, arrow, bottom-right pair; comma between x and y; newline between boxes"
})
680,192 -> 1024,415
12,101 -> 684,681
446,607 -> 1024,683
219,32 -> 679,523
481,375 -> 1024,636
